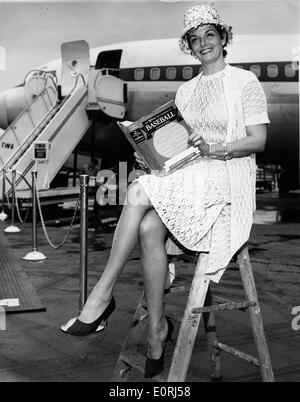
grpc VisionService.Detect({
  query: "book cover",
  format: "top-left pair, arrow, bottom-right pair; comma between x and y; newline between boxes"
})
118,100 -> 200,174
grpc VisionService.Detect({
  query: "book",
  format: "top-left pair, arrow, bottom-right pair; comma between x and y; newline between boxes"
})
117,100 -> 200,174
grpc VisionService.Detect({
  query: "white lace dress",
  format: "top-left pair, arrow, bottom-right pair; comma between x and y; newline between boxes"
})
136,66 -> 268,283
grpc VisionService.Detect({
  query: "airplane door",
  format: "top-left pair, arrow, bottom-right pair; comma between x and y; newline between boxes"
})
60,40 -> 90,96
87,49 -> 127,119
94,75 -> 127,119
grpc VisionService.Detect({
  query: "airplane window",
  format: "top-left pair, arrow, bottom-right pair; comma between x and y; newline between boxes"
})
166,67 -> 176,80
150,68 -> 160,80
183,66 -> 193,80
134,68 -> 144,81
250,65 -> 261,78
267,64 -> 278,78
285,64 -> 296,77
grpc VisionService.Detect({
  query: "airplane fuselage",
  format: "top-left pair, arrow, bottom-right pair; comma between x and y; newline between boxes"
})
90,36 -> 299,191
0,35 -> 299,192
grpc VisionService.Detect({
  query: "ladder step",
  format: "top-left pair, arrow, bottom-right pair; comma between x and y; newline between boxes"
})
192,300 -> 256,314
119,350 -> 166,382
212,341 -> 260,367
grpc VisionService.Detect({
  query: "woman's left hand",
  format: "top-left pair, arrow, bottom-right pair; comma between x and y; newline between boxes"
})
189,132 -> 210,156
134,152 -> 149,172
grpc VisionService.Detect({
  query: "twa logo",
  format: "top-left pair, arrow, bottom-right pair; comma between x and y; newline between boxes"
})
0,306 -> 6,330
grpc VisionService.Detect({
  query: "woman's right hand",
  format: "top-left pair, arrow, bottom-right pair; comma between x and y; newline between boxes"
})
188,131 -> 205,148
134,152 -> 149,172
188,131 -> 210,156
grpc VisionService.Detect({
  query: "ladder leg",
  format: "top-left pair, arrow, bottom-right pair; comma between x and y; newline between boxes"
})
111,292 -> 148,381
237,248 -> 274,382
167,252 -> 210,382
203,286 -> 222,381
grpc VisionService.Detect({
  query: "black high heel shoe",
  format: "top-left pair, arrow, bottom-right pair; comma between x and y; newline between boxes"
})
144,317 -> 174,379
60,297 -> 116,336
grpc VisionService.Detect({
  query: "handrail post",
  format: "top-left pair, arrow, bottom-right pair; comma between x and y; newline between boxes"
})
23,170 -> 46,261
79,174 -> 89,312
4,170 -> 20,233
32,171 -> 38,252
0,170 -> 8,221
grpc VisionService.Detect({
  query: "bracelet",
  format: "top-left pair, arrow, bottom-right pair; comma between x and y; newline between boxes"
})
216,142 -> 234,160
222,143 -> 227,160
207,143 -> 233,160
224,142 -> 234,160
207,143 -> 223,159
207,143 -> 213,156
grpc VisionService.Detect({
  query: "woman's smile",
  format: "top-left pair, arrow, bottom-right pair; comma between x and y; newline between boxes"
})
199,47 -> 213,55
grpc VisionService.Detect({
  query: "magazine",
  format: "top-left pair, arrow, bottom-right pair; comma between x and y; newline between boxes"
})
117,100 -> 200,174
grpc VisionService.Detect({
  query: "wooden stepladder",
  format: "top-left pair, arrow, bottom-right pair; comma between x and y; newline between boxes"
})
112,245 -> 274,382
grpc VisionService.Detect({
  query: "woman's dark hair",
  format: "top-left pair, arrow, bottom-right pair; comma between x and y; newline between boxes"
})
214,25 -> 229,58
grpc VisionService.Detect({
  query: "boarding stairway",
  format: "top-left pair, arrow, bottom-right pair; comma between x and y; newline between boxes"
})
0,40 -> 127,202
0,78 -> 90,193
0,83 -> 58,173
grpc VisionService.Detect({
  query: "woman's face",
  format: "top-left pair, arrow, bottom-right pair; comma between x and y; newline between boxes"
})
188,24 -> 225,65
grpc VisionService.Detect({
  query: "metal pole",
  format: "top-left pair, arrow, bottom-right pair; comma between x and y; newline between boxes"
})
11,170 -> 16,226
23,170 -> 46,260
0,170 -> 8,221
79,174 -> 89,312
32,171 -> 38,252
4,170 -> 20,232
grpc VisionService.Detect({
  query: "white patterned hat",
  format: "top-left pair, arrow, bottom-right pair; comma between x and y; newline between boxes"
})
179,4 -> 233,55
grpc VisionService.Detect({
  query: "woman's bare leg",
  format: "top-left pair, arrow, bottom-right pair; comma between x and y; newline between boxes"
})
139,210 -> 170,359
79,182 -> 153,322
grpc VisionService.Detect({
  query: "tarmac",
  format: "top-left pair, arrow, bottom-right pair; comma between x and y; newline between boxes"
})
0,190 -> 299,382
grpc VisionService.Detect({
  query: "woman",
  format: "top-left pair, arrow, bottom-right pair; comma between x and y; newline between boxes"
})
61,4 -> 269,379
